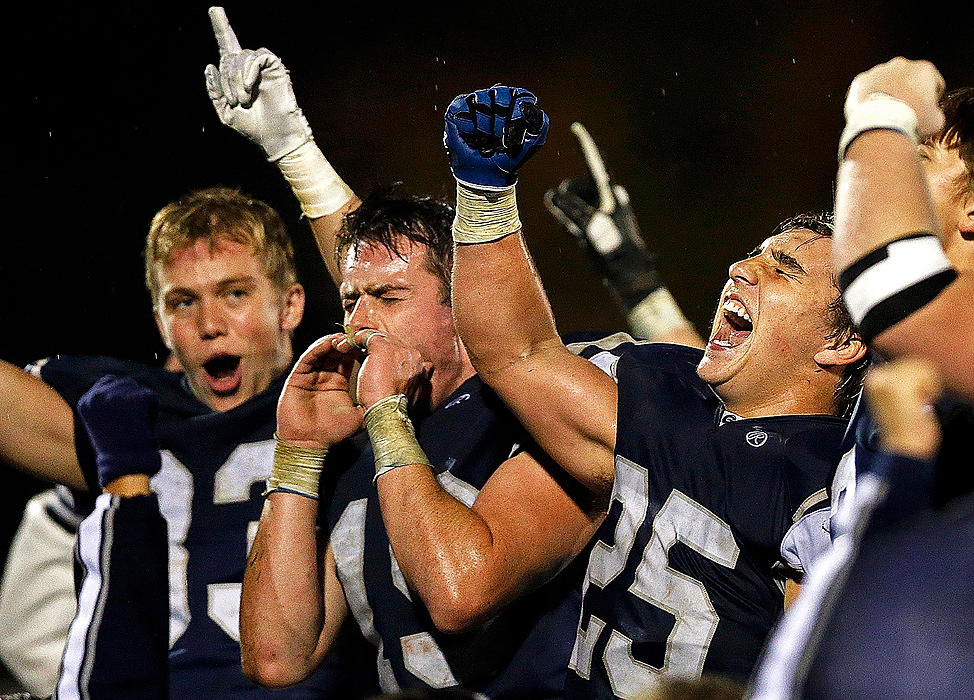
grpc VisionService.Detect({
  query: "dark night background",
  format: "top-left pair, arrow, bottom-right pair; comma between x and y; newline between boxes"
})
1,0 -> 971,686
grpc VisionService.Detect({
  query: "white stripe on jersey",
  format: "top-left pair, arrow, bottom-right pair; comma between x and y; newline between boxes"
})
57,493 -> 117,700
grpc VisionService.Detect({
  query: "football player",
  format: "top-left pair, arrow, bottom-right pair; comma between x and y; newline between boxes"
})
206,8 -> 604,696
0,188 -> 364,698
747,61 -> 973,700
445,86 -> 868,697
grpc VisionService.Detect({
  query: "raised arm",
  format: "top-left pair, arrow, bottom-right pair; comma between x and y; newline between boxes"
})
834,58 -> 974,397
445,87 -> 618,494
0,359 -> 85,491
347,329 -> 604,633
545,122 -> 703,347
239,334 -> 358,687
205,7 -> 360,285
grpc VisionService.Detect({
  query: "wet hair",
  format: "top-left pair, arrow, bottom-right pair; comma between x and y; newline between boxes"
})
144,187 -> 297,305
772,211 -> 870,417
335,186 -> 456,304
930,87 -> 973,188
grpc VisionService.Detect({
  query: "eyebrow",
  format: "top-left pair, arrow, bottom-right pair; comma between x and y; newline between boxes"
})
770,248 -> 807,275
214,276 -> 258,291
340,283 -> 409,300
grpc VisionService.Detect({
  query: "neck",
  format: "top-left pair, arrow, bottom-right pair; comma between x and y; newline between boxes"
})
719,377 -> 839,419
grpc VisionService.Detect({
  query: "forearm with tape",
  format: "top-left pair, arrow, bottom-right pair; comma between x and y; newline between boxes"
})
276,141 -> 356,219
364,394 -> 432,482
264,434 -> 327,499
840,233 -> 957,343
452,183 -> 522,244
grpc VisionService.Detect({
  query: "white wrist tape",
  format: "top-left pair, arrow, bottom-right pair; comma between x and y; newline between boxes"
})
838,93 -> 920,163
276,141 -> 355,219
264,434 -> 327,499
840,233 -> 956,342
627,287 -> 694,342
364,394 -> 432,482
452,182 -> 522,244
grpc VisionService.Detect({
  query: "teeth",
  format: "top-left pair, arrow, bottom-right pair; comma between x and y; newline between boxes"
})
722,299 -> 752,323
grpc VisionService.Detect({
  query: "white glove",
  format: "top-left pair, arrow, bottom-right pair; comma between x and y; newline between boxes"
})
203,7 -> 354,218
204,7 -> 312,162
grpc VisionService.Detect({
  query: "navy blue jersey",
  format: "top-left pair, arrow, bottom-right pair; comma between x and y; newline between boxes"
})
36,355 -> 372,699
325,373 -> 585,698
748,393 -> 974,700
562,336 -> 845,699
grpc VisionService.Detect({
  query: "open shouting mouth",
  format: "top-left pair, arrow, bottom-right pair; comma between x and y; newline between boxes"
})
710,294 -> 753,349
203,354 -> 242,394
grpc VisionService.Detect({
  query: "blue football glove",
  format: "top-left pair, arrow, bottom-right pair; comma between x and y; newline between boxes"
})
444,85 -> 548,190
544,122 -> 664,315
78,375 -> 162,488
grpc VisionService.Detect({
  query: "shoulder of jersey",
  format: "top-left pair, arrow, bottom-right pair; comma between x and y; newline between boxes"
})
566,331 -> 703,376
29,354 -> 201,415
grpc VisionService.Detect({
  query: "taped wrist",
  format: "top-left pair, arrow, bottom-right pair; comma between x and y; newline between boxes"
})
452,182 -> 522,244
264,433 -> 327,499
626,287 -> 695,342
276,141 -> 355,219
839,232 -> 957,343
364,394 -> 432,482
839,93 -> 920,163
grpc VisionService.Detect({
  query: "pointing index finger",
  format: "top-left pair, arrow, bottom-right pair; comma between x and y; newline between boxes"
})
208,6 -> 241,55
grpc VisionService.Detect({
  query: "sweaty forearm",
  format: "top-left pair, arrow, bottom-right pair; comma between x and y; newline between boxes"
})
240,494 -> 338,687
308,196 -> 362,288
835,133 -> 974,396
375,466 -> 523,633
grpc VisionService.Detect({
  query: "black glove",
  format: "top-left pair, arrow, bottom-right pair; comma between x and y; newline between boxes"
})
544,122 -> 664,316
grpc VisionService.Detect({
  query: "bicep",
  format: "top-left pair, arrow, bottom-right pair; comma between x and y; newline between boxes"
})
483,342 -> 618,495
0,360 -> 85,490
470,448 -> 606,600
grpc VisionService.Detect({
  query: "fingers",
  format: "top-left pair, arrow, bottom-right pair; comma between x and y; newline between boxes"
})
208,6 -> 241,57
864,357 -> 943,459
571,122 -> 615,212
293,333 -> 354,371
204,64 -> 225,104
340,326 -> 386,352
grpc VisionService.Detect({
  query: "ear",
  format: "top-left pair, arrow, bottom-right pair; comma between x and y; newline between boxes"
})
814,332 -> 867,369
154,309 -> 173,351
280,283 -> 305,333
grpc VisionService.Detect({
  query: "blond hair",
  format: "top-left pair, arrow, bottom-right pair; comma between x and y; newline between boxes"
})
145,187 -> 297,305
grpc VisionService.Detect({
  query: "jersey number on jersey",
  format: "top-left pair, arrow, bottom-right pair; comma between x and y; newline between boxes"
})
152,441 -> 271,646
332,472 -> 482,691
570,456 -> 740,698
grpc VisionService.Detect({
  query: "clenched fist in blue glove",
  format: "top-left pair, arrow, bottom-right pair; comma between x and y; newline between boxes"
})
78,375 -> 162,489
444,85 -> 548,191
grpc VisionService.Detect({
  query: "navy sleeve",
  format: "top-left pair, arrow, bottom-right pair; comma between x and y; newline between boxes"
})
58,494 -> 170,700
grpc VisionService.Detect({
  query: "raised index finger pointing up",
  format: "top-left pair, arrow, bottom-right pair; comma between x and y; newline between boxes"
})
208,6 -> 241,56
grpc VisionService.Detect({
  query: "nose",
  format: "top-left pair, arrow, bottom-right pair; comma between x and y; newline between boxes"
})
728,257 -> 759,286
345,296 -> 378,333
197,297 -> 227,339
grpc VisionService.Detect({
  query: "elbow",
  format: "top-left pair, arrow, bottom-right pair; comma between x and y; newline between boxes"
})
241,644 -> 312,689
424,587 -> 497,635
